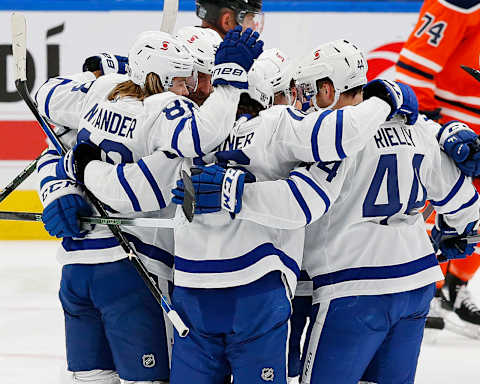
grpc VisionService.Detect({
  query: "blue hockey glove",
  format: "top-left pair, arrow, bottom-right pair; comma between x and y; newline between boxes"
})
363,79 -> 418,125
431,215 -> 477,260
172,164 -> 250,214
82,53 -> 128,75
42,194 -> 92,238
212,26 -> 264,89
437,121 -> 480,176
56,142 -> 101,184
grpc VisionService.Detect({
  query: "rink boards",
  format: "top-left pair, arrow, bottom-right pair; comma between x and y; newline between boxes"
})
0,3 -> 420,239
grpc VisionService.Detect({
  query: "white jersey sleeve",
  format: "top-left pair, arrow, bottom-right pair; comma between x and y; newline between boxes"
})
271,97 -> 391,163
237,160 -> 347,229
83,151 -> 182,213
35,72 -> 98,129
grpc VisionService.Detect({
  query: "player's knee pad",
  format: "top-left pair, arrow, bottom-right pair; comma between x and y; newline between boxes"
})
62,370 -> 120,384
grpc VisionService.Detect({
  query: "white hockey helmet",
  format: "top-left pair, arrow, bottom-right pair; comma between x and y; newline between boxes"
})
254,48 -> 295,105
247,57 -> 275,109
175,26 -> 222,75
295,39 -> 368,109
128,31 -> 196,91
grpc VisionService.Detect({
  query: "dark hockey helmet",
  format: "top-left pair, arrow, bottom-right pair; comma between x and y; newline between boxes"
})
196,0 -> 263,26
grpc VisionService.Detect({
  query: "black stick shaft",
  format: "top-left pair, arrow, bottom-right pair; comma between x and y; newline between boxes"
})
0,157 -> 39,204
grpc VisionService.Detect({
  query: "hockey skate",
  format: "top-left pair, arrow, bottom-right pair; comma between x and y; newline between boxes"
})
440,272 -> 480,339
423,289 -> 446,344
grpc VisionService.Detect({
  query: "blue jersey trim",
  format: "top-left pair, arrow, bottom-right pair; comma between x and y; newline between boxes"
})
117,164 -> 141,212
44,79 -> 72,119
39,175 -> 59,189
431,174 -> 465,207
43,149 -> 59,157
1,1 -> 423,12
62,234 -> 174,268
138,159 -> 167,209
171,117 -> 187,158
335,110 -> 347,159
287,108 -> 306,121
175,242 -> 300,277
312,253 -> 438,289
311,110 -> 333,162
287,179 -> 312,224
290,171 -> 331,212
188,108 -> 205,157
37,158 -> 58,173
445,192 -> 479,215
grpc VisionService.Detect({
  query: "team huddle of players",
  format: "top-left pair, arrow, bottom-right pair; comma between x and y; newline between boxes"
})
33,0 -> 480,383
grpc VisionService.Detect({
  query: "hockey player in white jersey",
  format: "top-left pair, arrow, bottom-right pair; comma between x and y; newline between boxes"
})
35,27 -> 263,384
181,47 -> 480,384
67,38 -> 416,382
168,44 -> 418,382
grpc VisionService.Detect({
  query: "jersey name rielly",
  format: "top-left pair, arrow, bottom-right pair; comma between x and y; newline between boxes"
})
374,125 -> 416,149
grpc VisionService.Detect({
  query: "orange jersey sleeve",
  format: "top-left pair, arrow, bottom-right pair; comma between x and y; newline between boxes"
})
396,0 -> 480,116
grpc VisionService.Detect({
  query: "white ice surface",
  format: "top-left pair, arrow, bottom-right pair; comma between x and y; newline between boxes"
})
1,241 -> 479,383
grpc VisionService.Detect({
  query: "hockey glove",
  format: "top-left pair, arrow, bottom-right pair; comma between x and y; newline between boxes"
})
42,194 -> 92,238
437,121 -> 480,177
363,80 -> 418,125
172,164 -> 251,214
56,142 -> 101,185
431,215 -> 477,261
212,26 -> 264,89
82,53 -> 128,76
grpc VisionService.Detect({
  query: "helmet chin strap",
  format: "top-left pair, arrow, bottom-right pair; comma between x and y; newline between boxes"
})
312,88 -> 340,111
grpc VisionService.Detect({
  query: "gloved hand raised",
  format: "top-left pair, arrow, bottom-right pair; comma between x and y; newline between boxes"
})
212,26 -> 264,89
437,120 -> 480,177
82,53 -> 128,77
363,79 -> 418,125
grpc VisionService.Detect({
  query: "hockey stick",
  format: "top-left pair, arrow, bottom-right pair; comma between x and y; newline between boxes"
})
0,210 -> 185,228
160,0 -> 179,33
422,202 -> 434,221
11,13 -> 192,337
0,156 -> 39,204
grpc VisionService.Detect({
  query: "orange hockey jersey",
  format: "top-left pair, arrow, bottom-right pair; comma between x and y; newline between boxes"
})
396,0 -> 480,131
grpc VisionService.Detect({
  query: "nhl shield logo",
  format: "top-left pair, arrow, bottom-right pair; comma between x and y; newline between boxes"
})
142,354 -> 155,368
261,368 -> 274,382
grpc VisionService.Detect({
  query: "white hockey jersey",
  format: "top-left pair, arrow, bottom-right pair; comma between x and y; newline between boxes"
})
173,98 -> 391,293
35,72 -> 241,280
237,115 -> 480,303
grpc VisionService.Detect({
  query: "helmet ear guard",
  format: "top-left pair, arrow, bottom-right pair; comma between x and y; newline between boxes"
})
247,65 -> 274,109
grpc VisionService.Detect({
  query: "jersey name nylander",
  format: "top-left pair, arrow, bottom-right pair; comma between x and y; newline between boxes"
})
84,103 -> 137,139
